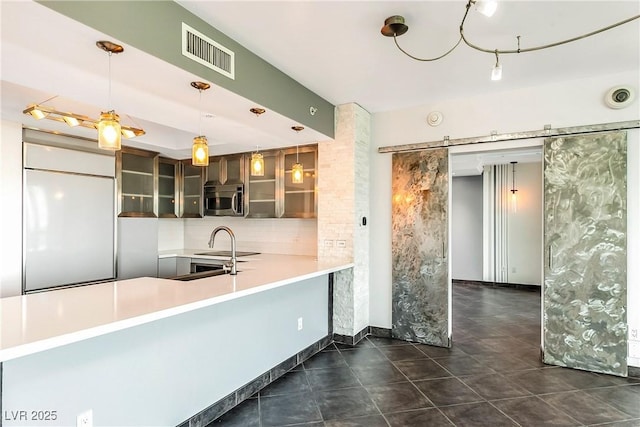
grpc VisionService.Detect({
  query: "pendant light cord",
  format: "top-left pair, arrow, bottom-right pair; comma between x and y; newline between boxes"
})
107,52 -> 112,111
198,89 -> 202,136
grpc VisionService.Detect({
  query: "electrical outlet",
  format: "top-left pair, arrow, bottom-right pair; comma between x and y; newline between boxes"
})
336,240 -> 346,248
511,267 -> 516,273
631,329 -> 638,340
297,317 -> 303,331
77,410 -> 93,427
324,240 -> 334,247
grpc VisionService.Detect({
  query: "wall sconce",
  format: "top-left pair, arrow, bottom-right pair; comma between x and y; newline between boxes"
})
190,81 -> 211,167
291,125 -> 304,184
510,161 -> 518,213
251,147 -> 264,176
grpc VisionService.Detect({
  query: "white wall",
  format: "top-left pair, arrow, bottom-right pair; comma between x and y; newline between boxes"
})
507,162 -> 543,285
370,70 -> 640,368
0,120 -> 23,297
451,175 -> 483,281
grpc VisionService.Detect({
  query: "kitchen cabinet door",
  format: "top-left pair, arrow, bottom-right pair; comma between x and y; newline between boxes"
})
283,147 -> 317,218
158,158 -> 178,218
543,131 -> 627,376
181,161 -> 205,218
225,154 -> 245,184
207,155 -> 245,184
117,148 -> 157,217
246,152 -> 278,218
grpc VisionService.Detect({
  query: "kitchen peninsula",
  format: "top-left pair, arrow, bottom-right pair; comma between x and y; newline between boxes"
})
1,253 -> 353,427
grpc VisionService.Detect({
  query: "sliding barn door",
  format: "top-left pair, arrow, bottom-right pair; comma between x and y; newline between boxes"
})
543,131 -> 627,376
392,148 -> 450,347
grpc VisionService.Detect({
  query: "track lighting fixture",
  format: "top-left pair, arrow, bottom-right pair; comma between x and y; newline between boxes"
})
22,43 -> 145,149
381,1 -> 639,81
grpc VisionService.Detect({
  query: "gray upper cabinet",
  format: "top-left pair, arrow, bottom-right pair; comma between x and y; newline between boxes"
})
117,148 -> 205,218
244,144 -> 317,219
207,154 -> 245,185
181,160 -> 205,218
117,147 -> 158,217
283,146 -> 317,218
246,151 -> 279,218
158,158 -> 179,218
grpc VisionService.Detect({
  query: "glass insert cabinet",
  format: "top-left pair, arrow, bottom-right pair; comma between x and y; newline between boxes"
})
244,145 -> 317,219
116,148 -> 204,218
116,144 -> 316,219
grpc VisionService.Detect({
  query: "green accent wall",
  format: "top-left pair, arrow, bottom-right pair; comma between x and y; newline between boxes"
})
39,1 -> 334,138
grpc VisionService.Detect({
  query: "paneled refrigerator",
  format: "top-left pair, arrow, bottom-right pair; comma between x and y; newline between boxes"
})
23,142 -> 116,293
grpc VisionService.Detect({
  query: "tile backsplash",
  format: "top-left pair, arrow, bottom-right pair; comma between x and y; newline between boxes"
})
178,217 -> 317,256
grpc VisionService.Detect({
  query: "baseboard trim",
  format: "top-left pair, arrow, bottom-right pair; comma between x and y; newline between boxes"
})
453,279 -> 541,292
333,326 -> 369,346
177,334 -> 332,427
629,366 -> 640,378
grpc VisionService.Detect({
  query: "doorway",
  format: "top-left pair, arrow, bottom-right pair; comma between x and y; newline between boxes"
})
450,144 -> 544,360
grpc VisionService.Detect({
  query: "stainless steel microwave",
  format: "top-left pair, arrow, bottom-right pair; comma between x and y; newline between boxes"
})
204,183 -> 244,216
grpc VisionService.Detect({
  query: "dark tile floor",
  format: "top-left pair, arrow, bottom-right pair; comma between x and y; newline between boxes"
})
208,283 -> 640,426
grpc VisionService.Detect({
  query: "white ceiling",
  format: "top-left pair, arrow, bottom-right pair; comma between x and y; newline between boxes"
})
1,1 -> 638,161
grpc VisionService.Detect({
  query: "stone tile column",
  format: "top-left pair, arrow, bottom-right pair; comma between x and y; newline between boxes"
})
318,103 -> 371,338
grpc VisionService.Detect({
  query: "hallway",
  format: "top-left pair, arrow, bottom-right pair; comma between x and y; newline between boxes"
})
210,283 -> 640,426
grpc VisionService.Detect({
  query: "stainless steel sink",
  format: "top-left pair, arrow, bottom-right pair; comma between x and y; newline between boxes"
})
194,250 -> 260,257
170,269 -> 233,281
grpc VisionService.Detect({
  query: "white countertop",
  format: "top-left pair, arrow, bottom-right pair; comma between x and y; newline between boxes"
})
0,253 -> 353,362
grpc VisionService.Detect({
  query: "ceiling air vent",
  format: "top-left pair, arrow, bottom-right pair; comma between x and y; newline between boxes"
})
182,22 -> 235,80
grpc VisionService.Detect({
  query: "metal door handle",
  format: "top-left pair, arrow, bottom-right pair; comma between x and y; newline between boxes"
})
231,193 -> 238,214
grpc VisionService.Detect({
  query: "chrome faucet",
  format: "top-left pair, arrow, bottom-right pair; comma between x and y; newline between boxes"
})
208,226 -> 238,275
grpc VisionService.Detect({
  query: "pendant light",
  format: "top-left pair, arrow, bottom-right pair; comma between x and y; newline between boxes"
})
96,41 -> 124,150
510,161 -> 518,213
249,107 -> 266,176
291,125 -> 304,184
191,81 -> 210,167
251,146 -> 264,176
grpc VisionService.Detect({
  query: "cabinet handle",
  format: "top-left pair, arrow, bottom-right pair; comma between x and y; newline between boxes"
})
231,193 -> 238,214
442,242 -> 445,260
548,245 -> 553,269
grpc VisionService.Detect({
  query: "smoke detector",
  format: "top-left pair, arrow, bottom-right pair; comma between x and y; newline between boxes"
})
427,111 -> 443,126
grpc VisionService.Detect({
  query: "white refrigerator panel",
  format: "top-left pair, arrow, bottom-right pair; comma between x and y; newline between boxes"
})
24,169 -> 115,292
117,217 -> 158,279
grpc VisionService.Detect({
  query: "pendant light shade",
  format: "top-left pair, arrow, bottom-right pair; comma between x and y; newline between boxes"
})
192,135 -> 209,166
292,162 -> 304,184
97,110 -> 121,150
251,152 -> 264,176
